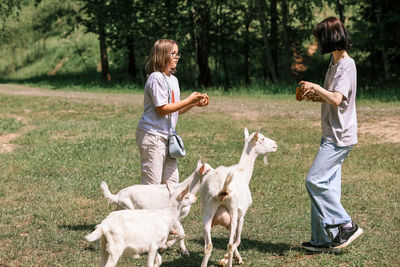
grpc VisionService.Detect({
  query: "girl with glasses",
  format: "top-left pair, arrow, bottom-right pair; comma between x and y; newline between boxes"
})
136,39 -> 209,185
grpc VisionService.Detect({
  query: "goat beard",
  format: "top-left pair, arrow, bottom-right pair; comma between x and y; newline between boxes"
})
263,155 -> 268,165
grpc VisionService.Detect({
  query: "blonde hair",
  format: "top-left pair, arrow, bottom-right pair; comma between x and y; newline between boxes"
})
145,39 -> 177,75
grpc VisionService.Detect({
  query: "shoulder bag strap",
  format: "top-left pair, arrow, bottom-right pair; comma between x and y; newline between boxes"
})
161,74 -> 175,136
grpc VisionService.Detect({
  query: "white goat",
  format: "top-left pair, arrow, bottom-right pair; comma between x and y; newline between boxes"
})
100,160 -> 213,255
85,183 -> 196,267
199,128 -> 277,267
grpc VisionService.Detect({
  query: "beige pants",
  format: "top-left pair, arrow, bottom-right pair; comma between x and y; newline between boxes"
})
135,128 -> 179,184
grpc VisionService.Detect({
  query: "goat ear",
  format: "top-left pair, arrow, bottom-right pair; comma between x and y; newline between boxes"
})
252,130 -> 259,143
198,164 -> 205,175
197,157 -> 202,168
178,184 -> 190,200
244,128 -> 249,139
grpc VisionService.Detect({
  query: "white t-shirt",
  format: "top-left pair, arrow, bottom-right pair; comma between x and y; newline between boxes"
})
321,57 -> 357,147
137,72 -> 180,139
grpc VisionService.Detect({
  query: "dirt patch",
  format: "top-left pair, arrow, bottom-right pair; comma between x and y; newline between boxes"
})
1,83 -> 399,145
358,117 -> 400,144
0,143 -> 19,153
0,114 -> 35,154
0,83 -> 143,107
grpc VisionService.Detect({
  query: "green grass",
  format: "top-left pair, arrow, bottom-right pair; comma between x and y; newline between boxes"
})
0,88 -> 399,266
0,118 -> 23,134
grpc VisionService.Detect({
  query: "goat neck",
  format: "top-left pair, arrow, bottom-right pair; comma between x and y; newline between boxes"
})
238,141 -> 258,185
180,163 -> 209,195
178,171 -> 196,192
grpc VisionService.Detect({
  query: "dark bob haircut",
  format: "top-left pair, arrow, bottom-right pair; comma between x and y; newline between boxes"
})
313,17 -> 352,54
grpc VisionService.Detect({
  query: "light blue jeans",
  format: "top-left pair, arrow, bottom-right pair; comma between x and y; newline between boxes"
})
305,138 -> 353,245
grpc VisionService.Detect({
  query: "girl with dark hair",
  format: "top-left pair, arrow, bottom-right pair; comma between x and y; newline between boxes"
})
299,17 -> 363,252
136,39 -> 209,185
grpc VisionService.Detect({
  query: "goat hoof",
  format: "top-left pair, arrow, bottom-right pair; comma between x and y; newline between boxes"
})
181,249 -> 190,256
218,258 -> 228,266
235,258 -> 243,265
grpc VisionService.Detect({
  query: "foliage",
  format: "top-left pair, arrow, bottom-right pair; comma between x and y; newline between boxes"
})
349,0 -> 400,85
0,0 -> 399,94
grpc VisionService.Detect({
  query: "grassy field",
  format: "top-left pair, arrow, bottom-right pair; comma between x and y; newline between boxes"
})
0,84 -> 399,266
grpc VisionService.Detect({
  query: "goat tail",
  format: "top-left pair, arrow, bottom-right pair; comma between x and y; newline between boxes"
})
218,171 -> 234,201
101,181 -> 118,204
222,171 -> 234,191
85,225 -> 103,242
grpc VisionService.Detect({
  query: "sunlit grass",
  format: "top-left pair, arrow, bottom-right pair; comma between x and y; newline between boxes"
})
0,89 -> 399,266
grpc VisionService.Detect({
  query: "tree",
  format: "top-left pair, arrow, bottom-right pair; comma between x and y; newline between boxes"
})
270,0 -> 278,78
79,0 -> 112,82
256,0 -> 278,83
243,2 -> 253,85
350,0 -> 400,85
281,0 -> 291,81
189,0 -> 212,87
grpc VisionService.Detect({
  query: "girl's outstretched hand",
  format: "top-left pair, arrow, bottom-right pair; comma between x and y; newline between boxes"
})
299,81 -> 316,96
196,94 -> 209,107
298,81 -> 325,102
186,92 -> 205,104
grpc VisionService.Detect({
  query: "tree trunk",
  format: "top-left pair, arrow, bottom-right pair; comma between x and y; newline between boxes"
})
186,35 -> 196,87
270,0 -> 278,78
127,35 -> 136,78
192,3 -> 211,87
190,17 -> 199,87
99,25 -> 111,82
220,5 -> 229,89
10,46 -> 16,74
125,1 -> 136,78
281,0 -> 290,82
336,0 -> 345,23
375,0 -> 390,83
244,17 -> 251,85
222,39 -> 229,89
214,2 -> 220,85
256,0 -> 278,83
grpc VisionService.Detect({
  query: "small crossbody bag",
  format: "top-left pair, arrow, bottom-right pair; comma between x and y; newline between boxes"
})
162,74 -> 186,158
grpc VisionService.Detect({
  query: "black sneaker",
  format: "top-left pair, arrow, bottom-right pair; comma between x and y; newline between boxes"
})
301,242 -> 331,252
331,222 -> 363,249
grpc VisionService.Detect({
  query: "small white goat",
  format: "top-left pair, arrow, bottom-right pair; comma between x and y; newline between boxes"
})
85,183 -> 196,267
199,128 -> 277,267
100,160 -> 213,255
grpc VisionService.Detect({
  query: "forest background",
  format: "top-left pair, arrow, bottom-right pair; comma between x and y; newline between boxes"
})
0,0 -> 399,99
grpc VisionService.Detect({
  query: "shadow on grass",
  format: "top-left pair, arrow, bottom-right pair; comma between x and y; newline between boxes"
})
59,223 -> 96,232
192,237 -> 292,255
59,223 -> 99,252
161,237 -> 296,266
159,251 -> 204,267
0,70 -> 143,91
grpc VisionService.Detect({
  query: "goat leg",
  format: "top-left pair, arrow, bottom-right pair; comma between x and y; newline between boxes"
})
201,212 -> 216,267
227,211 -> 238,267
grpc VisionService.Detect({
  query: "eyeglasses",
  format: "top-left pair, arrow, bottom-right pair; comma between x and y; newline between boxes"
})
170,53 -> 181,59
